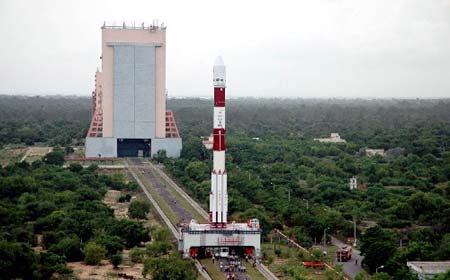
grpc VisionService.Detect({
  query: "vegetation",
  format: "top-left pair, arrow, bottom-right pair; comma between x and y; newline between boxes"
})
142,253 -> 198,280
128,200 -> 151,219
0,159 -> 149,278
163,98 -> 450,279
2,96 -> 450,279
83,242 -> 107,265
0,95 -> 90,147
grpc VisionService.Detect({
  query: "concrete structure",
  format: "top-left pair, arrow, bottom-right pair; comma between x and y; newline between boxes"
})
349,176 -> 357,190
179,57 -> 261,259
314,133 -> 346,143
86,22 -> 181,158
365,149 -> 385,157
407,261 -> 450,280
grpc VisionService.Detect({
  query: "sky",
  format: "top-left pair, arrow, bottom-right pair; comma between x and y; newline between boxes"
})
0,0 -> 450,98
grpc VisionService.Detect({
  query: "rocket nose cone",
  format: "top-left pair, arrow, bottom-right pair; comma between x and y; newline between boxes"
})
214,56 -> 225,66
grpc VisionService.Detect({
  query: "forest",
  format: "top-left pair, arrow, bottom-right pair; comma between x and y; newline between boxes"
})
1,95 -> 450,279
163,98 -> 450,280
0,148 -> 197,279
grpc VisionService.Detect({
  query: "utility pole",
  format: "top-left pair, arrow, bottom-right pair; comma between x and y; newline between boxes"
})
303,198 -> 309,209
351,218 -> 357,247
288,190 -> 291,202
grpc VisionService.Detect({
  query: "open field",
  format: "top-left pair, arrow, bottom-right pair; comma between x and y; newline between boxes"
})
0,147 -> 26,165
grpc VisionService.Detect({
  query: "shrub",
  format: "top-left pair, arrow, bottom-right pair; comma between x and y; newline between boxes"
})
83,242 -> 107,265
110,252 -> 122,269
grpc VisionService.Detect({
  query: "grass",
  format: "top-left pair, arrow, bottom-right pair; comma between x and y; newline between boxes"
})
246,263 -> 267,280
144,161 -> 208,223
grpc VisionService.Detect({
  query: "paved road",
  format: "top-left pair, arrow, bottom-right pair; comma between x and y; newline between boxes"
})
130,158 -> 193,223
331,236 -> 364,279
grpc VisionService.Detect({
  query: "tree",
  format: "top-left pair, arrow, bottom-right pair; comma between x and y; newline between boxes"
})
130,247 -> 146,263
370,272 -> 394,280
95,235 -> 123,256
43,149 -> 65,166
83,242 -> 107,265
128,200 -> 151,219
146,241 -> 172,257
155,149 -> 168,163
142,255 -> 197,280
48,236 -> 83,262
110,252 -> 122,269
110,219 -> 150,248
38,252 -> 72,278
360,226 -> 397,273
0,240 -> 37,279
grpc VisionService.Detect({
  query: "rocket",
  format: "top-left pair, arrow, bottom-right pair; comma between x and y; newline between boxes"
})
210,56 -> 228,226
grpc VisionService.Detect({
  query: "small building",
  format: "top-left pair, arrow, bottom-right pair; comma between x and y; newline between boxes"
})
349,176 -> 357,190
314,133 -> 346,143
407,261 -> 450,280
202,134 -> 213,150
365,149 -> 385,157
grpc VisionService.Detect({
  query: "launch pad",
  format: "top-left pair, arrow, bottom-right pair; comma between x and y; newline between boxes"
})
178,57 -> 262,259
178,220 -> 261,259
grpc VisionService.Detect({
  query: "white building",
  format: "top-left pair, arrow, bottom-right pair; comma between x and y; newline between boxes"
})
407,261 -> 450,280
314,133 -> 346,143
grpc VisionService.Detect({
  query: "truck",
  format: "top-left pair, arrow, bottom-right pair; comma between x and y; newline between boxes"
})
336,246 -> 352,262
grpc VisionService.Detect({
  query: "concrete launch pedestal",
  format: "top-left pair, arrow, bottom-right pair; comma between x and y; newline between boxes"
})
178,219 -> 262,259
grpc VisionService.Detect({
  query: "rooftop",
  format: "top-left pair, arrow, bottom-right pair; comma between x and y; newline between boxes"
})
101,20 -> 166,30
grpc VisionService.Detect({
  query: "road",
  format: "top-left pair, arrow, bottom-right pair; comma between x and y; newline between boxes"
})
331,236 -> 364,278
126,159 -> 211,280
129,159 -> 275,280
130,158 -> 193,223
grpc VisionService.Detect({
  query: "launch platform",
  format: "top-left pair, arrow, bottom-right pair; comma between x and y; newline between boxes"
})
179,219 -> 261,258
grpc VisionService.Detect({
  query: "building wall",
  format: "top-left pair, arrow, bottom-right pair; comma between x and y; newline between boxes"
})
179,230 -> 261,258
152,138 -> 182,158
85,137 -> 117,158
101,28 -> 166,138
112,44 -> 156,138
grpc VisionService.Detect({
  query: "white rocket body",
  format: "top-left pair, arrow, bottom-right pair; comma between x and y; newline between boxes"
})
210,57 -> 228,226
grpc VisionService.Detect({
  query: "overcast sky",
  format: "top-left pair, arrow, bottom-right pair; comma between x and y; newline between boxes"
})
0,0 -> 449,98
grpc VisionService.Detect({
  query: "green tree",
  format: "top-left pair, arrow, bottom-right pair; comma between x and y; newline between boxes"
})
128,200 -> 151,219
110,219 -> 150,248
43,149 -> 65,166
371,272 -> 394,280
110,252 -> 122,269
95,235 -> 123,257
142,255 -> 197,280
360,226 -> 397,273
83,242 -> 107,265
